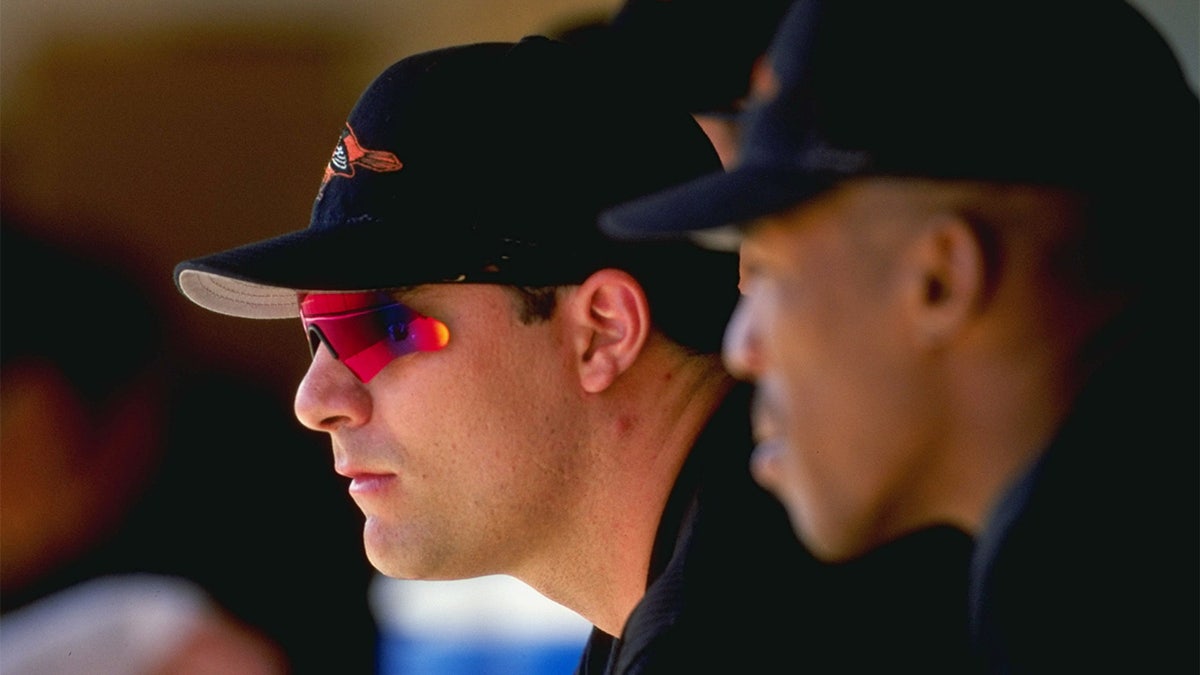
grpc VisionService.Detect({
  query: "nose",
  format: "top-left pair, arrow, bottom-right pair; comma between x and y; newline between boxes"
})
721,295 -> 762,381
294,344 -> 370,432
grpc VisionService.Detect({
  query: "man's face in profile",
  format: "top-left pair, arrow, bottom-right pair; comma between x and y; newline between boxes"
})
723,180 -> 944,561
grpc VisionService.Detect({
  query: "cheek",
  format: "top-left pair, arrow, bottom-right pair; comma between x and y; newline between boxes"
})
761,274 -> 912,552
432,328 -> 580,477
439,340 -> 587,547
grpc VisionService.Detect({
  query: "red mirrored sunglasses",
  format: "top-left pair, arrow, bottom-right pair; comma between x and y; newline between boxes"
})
299,291 -> 449,382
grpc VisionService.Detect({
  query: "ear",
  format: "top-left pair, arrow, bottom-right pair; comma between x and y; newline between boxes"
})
903,215 -> 986,348
564,268 -> 651,394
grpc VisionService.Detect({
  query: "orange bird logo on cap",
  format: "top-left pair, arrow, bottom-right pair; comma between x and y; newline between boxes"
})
320,124 -> 403,190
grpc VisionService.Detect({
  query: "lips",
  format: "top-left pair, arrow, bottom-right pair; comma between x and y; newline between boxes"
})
750,437 -> 786,488
752,412 -> 777,446
346,473 -> 394,494
332,437 -> 400,503
334,454 -> 396,500
749,391 -> 786,491
335,462 -> 395,493
750,390 -> 780,445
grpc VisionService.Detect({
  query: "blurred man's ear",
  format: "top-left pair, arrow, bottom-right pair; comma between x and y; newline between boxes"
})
904,214 -> 985,349
564,268 -> 651,393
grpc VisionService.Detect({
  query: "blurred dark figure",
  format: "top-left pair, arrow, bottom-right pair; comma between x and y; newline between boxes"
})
553,0 -> 795,166
1,214 -> 379,674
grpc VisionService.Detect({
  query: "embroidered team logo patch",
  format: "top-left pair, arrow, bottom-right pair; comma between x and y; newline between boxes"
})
319,124 -> 403,194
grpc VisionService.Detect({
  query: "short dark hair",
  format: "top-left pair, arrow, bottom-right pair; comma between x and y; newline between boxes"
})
506,239 -> 738,355
509,286 -> 561,324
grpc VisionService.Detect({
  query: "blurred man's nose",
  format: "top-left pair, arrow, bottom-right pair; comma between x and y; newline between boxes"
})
721,296 -> 761,381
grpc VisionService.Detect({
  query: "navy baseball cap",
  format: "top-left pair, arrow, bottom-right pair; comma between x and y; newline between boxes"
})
599,0 -> 1199,245
174,36 -> 727,321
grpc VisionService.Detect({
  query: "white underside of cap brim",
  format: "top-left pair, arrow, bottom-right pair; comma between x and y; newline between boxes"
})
177,269 -> 301,319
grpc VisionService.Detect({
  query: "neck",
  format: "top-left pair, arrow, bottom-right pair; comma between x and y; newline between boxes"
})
931,289 -> 1112,536
524,342 -> 733,637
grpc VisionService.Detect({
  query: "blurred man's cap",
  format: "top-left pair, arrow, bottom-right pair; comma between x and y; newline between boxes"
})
600,0 -> 1199,244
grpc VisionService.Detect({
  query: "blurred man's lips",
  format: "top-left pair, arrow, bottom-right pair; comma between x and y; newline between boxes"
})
749,394 -> 786,491
750,437 -> 785,486
751,400 -> 778,445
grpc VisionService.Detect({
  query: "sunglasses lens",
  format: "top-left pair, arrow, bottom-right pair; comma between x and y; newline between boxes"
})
299,292 -> 449,382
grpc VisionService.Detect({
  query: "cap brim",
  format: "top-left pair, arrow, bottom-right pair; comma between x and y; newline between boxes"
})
174,222 -> 481,319
599,165 -> 826,249
175,267 -> 301,319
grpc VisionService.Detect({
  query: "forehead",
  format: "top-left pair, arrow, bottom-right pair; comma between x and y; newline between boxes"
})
739,190 -> 847,257
742,178 -> 940,247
